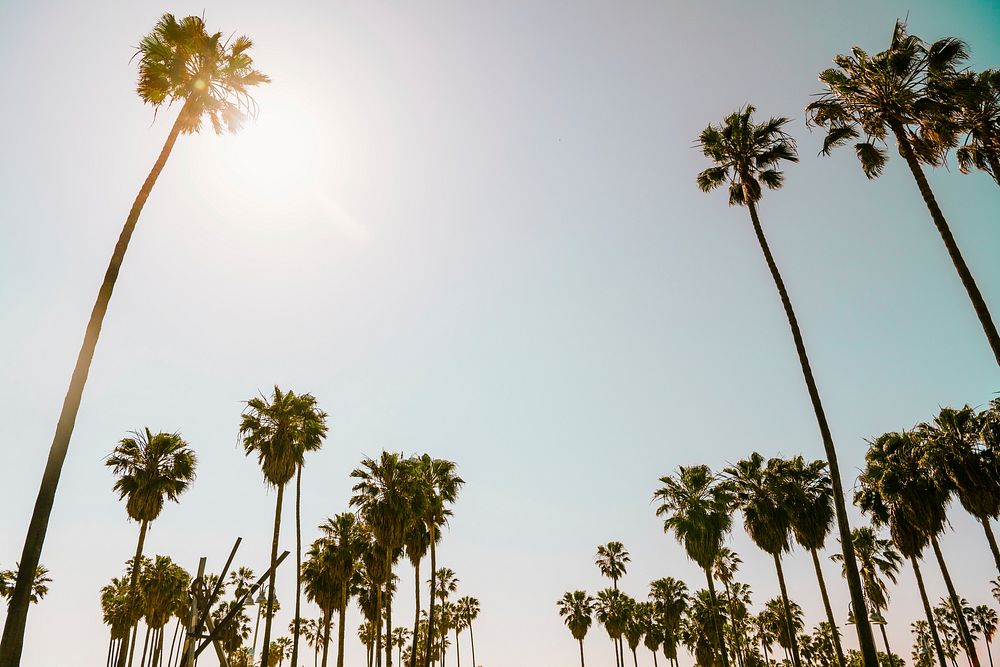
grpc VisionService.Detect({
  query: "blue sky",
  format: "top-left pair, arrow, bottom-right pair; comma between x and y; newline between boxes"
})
1,1 -> 999,665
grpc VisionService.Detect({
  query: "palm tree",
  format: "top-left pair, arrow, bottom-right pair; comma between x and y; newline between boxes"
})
596,541 -> 630,665
806,20 -> 1000,365
292,418 -> 328,667
683,589 -> 729,667
558,592 -> 595,667
0,565 -> 51,606
101,577 -> 133,667
921,406 -> 1000,573
139,555 -> 189,667
832,527 -> 901,658
455,597 -> 479,667
392,628 -> 411,667
622,599 -> 643,667
934,68 -> 1000,184
105,428 -> 196,667
637,601 -> 664,667
404,517 -> 432,667
724,454 -> 802,667
352,452 -> 424,667
696,104 -> 878,667
856,430 -> 951,667
241,386 -> 328,667
654,465 -> 733,667
595,588 -> 630,667
316,513 -> 366,667
0,17 -> 268,660
972,606 -> 998,667
762,597 -> 804,663
649,578 -> 689,667
713,548 -> 747,667
786,456 -> 846,667
274,637 -> 292,667
413,455 -> 464,667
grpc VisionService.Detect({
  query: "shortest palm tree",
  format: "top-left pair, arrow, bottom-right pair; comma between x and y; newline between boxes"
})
559,591 -> 595,667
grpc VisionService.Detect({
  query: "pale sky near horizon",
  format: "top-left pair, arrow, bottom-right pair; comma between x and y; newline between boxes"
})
1,1 -> 999,666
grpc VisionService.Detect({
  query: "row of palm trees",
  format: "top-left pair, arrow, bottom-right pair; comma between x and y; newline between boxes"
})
696,19 -> 999,667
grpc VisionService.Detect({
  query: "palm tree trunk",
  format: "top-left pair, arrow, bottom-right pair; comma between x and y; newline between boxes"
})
912,555 -> 949,667
652,647 -> 658,667
262,483 -> 286,667
891,123 -> 1000,365
632,647 -> 638,667
118,519 -> 151,667
879,624 -> 893,659
723,579 -> 745,667
469,623 -> 476,667
376,584 -> 384,667
931,535 -> 981,667
986,639 -> 993,667
0,97 -> 196,667
424,525 -> 438,667
619,637 -> 625,667
108,636 -> 116,667
744,195 -> 879,667
811,548 -> 846,667
579,638 -> 585,667
386,579 -> 394,667
166,619 -> 180,667
320,610 -> 331,667
139,625 -> 151,667
454,629 -> 460,667
337,589 -> 347,667
412,559 -> 421,667
704,568 -> 730,667
772,553 -> 802,667
979,517 -> 1000,576
293,469 -> 302,667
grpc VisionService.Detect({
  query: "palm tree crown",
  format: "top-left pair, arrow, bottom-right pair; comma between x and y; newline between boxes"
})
595,542 -> 630,588
106,429 -> 197,523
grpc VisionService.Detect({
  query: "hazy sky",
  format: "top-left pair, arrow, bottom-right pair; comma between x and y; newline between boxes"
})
1,1 -> 999,666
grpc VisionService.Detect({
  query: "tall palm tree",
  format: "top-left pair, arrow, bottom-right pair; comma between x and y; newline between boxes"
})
649,578 -> 689,667
412,455 -> 463,667
934,68 -> 1000,184
972,606 -> 998,667
696,105 -> 878,667
596,541 -> 631,665
0,18 -> 268,661
404,517 -> 431,667
302,538 -> 338,667
319,512 -> 366,667
856,430 -> 950,667
713,548 -> 746,667
105,429 -> 196,667
724,454 -> 802,667
352,452 -> 424,667
786,456 -> 846,667
806,20 -> 1000,365
653,465 -> 733,667
832,527 -> 901,658
241,386 -> 328,667
455,597 -> 479,667
100,577 -> 133,667
921,406 -> 1000,573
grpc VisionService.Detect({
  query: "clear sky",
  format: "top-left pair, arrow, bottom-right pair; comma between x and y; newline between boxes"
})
1,1 -> 999,666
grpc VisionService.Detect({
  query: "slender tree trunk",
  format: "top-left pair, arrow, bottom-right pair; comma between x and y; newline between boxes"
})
773,553 -> 802,667
166,619 -> 180,667
424,526 -> 438,667
723,579 -> 745,667
469,622 -> 475,667
619,636 -> 625,667
127,621 -> 141,667
985,639 -> 993,667
632,647 -> 638,667
139,625 -> 151,667
293,469 -> 302,667
931,535 -> 981,667
262,483 -> 286,667
652,647 -> 658,667
879,624 -> 893,659
412,559 -> 421,667
320,610 -> 331,667
386,579 -> 394,667
120,520 -> 151,667
744,195 -> 879,667
454,629 -> 460,667
107,636 -> 115,667
0,96 -> 197,667
891,123 -> 1000,365
704,568 -> 730,667
376,584 -> 384,667
578,638 -> 585,667
811,548 -> 846,667
913,556 -> 949,667
979,518 -> 1000,576
337,589 -> 347,667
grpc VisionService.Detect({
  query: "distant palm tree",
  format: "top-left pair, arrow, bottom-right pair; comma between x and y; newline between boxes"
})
559,592 -> 595,667
100,576 -> 133,667
786,456 -> 846,667
972,606 -> 998,667
595,588 -> 630,667
649,577 -> 688,667
412,455 -> 464,667
455,596 -> 480,667
762,597 -> 804,662
316,513 -> 366,667
833,527 -> 901,658
921,406 -> 1000,574
241,386 -> 328,667
0,17 -> 268,661
856,430 -> 951,667
596,541 -> 631,665
637,601 -> 664,667
392,628 -> 411,667
654,465 -> 732,667
139,555 -> 189,667
106,428 -> 196,667
696,104 -> 878,667
0,565 -> 50,606
623,599 -> 644,667
713,548 -> 746,667
806,20 -> 1000,365
274,637 -> 292,667
404,517 -> 432,667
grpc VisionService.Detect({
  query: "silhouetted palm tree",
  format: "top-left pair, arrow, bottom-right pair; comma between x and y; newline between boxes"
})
833,527 -> 901,658
649,577 -> 689,667
713,548 -> 747,667
0,18 -> 268,660
106,428 -> 196,667
696,104 -> 878,667
596,541 -> 630,663
807,20 -> 1000,365
595,588 -> 630,667
241,386 -> 328,667
455,596 -> 479,667
654,465 -> 732,667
